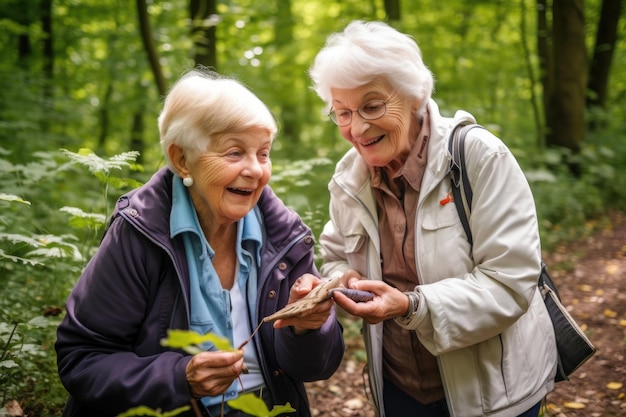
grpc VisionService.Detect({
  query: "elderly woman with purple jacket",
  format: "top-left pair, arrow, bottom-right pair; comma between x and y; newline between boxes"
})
55,68 -> 344,417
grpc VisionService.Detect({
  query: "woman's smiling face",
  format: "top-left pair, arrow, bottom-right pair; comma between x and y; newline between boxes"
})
330,78 -> 421,172
187,127 -> 272,227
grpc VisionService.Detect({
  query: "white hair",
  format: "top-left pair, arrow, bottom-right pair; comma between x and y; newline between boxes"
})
158,68 -> 277,170
309,21 -> 434,111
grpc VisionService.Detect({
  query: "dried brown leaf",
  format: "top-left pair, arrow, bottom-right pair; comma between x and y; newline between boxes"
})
4,400 -> 25,417
262,276 -> 342,322
563,401 -> 586,409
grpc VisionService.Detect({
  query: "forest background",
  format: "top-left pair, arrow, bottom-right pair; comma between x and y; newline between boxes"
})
0,0 -> 625,416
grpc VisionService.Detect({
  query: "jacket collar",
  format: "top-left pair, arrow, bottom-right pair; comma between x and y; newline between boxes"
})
113,168 -> 308,259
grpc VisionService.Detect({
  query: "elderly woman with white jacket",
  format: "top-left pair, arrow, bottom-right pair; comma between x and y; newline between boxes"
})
310,20 -> 558,417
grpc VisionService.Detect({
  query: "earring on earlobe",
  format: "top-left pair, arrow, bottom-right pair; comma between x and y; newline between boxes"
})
182,177 -> 194,187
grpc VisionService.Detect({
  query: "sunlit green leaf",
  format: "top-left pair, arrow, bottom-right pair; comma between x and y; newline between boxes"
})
0,248 -> 43,266
160,329 -> 234,351
0,360 -> 19,369
228,394 -> 296,417
30,234 -> 83,260
106,176 -> 144,190
0,233 -> 42,247
60,206 -> 107,229
27,316 -> 51,328
61,148 -> 140,176
115,405 -> 190,417
0,193 -> 31,205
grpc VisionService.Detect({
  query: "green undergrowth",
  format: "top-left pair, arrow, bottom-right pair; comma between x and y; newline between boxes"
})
1,141 -> 625,415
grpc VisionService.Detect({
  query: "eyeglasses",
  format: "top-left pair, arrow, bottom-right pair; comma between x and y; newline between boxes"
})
328,99 -> 388,126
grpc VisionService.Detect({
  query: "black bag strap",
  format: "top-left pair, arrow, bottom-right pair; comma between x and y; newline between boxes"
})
538,261 -> 562,301
448,128 -> 592,383
448,123 -> 483,245
449,126 -> 557,298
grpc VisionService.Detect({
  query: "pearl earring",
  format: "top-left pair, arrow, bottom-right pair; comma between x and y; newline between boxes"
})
182,177 -> 194,187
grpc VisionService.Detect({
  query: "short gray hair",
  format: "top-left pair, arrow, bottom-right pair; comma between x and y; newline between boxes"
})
309,21 -> 434,111
158,68 -> 277,170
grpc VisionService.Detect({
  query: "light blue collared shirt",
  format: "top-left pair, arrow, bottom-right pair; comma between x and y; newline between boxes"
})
169,176 -> 262,408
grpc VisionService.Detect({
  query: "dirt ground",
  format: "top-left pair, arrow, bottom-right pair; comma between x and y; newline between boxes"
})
306,212 -> 626,417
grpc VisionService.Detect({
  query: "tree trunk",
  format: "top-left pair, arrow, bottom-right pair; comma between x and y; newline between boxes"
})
40,0 -> 53,81
190,0 -> 217,68
130,105 -> 145,164
136,0 -> 167,97
384,0 -> 401,21
15,2 -> 35,66
40,0 -> 53,131
521,0 -> 544,146
98,82 -> 113,151
537,0 -> 551,144
274,0 -> 299,148
545,0 -> 586,158
587,0 -> 623,112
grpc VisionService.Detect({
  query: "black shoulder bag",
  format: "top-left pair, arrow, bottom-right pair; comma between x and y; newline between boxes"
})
448,123 -> 596,382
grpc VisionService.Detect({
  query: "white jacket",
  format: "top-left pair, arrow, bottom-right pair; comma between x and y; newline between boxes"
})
319,100 -> 557,416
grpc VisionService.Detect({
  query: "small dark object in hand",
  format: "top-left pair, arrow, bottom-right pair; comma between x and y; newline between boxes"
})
329,288 -> 374,303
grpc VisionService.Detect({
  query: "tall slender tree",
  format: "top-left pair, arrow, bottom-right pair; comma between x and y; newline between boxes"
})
543,0 -> 586,159
384,0 -> 401,20
136,0 -> 167,97
190,0 -> 217,69
537,0 -> 551,129
587,0 -> 623,116
274,0 -> 298,147
41,0 -> 53,83
521,0 -> 544,146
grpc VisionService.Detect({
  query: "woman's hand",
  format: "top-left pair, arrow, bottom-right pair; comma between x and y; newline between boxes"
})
332,272 -> 410,324
186,350 -> 245,398
273,274 -> 333,333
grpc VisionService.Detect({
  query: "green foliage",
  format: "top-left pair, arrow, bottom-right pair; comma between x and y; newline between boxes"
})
228,395 -> 295,417
524,125 -> 626,250
0,193 -> 30,205
61,148 -> 144,218
59,206 -> 107,230
61,148 -> 142,178
270,156 -> 337,263
159,330 -> 295,417
338,316 -> 367,363
116,405 -> 191,417
0,232 -> 82,265
0,0 -> 624,415
160,329 -> 235,355
0,149 -> 143,415
0,314 -> 64,414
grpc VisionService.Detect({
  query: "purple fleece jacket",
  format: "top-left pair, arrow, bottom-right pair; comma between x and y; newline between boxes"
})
55,167 -> 344,417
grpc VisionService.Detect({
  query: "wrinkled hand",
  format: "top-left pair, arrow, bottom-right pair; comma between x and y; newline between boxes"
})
331,270 -> 410,324
273,273 -> 334,333
186,350 -> 245,398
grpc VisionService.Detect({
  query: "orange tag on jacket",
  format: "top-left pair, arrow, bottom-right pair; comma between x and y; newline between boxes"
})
439,192 -> 453,206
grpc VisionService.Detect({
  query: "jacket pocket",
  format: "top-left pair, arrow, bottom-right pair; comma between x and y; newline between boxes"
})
421,191 -> 464,231
420,200 -> 472,270
475,335 -> 508,411
477,298 -> 554,413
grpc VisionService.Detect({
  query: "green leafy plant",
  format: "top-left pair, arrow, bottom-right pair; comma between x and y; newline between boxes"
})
115,405 -> 192,417
0,149 -> 146,415
157,330 -> 296,417
60,148 -> 143,219
228,395 -> 296,417
160,329 -> 235,354
0,316 -> 61,413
